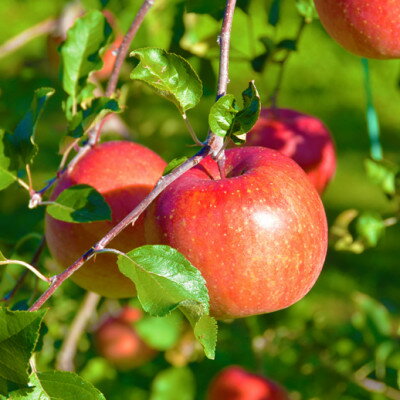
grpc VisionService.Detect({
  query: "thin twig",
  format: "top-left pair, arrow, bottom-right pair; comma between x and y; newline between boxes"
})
0,260 -> 50,283
56,292 -> 101,371
0,18 -> 56,59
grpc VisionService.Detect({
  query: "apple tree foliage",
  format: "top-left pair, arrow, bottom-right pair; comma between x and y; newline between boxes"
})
0,0 -> 400,399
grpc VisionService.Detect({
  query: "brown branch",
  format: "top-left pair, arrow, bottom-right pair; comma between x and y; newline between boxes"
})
0,18 -> 56,59
89,0 -> 155,146
28,0 -> 238,311
56,292 -> 101,371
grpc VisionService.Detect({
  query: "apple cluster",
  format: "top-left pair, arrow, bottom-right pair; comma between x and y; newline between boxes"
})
46,118 -> 330,319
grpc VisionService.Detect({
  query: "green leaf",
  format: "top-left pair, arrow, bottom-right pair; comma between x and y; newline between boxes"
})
130,48 -> 203,113
6,88 -> 55,166
295,0 -> 318,22
0,251 -> 6,262
268,0 -> 281,26
0,308 -> 46,394
0,130 -> 17,191
117,245 -> 210,316
150,367 -> 195,400
209,81 -> 260,139
208,94 -> 238,137
9,371 -> 106,400
61,10 -> 112,103
364,158 -> 398,196
135,312 -> 183,351
117,245 -> 217,359
355,212 -> 385,248
234,81 -> 261,133
46,184 -> 111,223
68,97 -> 121,138
163,157 -> 189,176
184,0 -> 225,19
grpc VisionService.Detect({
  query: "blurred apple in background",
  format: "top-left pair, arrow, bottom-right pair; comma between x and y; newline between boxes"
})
245,108 -> 336,194
207,366 -> 289,400
94,306 -> 157,370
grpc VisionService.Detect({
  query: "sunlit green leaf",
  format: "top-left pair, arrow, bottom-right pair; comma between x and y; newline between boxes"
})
355,212 -> 385,248
163,157 -> 189,176
130,48 -> 202,113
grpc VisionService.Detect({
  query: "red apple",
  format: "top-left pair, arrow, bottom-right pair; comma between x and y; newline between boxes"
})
207,366 -> 289,400
45,141 -> 166,298
94,306 -> 157,370
145,147 -> 327,319
245,108 -> 336,194
313,0 -> 400,59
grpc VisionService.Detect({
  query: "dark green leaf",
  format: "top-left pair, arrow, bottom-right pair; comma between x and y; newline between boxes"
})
268,0 -> 281,26
150,367 -> 195,400
68,97 -> 121,138
163,157 -> 189,176
7,88 -> 55,165
135,312 -> 183,351
61,10 -> 112,103
9,371 -> 106,400
276,39 -> 297,51
46,184 -> 111,223
364,158 -> 398,196
184,0 -> 225,19
0,308 -> 46,394
130,48 -> 202,113
0,130 -> 17,191
355,212 -> 385,248
234,81 -> 261,133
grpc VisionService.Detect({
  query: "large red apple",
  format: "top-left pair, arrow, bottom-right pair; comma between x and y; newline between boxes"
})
313,0 -> 400,59
94,306 -> 157,370
207,366 -> 289,400
245,108 -> 336,194
145,147 -> 327,319
45,141 -> 166,297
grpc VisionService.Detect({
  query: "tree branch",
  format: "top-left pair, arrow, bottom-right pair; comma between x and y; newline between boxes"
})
56,292 -> 101,371
29,0 -> 238,311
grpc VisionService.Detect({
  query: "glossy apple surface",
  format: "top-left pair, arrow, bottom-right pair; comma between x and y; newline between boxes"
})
207,366 -> 289,400
145,147 -> 327,319
245,108 -> 336,194
45,141 -> 166,298
314,0 -> 400,59
94,306 -> 156,370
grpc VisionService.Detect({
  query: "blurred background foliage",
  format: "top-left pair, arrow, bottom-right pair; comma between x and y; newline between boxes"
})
0,0 -> 400,399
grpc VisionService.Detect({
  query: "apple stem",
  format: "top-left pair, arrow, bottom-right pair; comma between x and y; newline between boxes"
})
56,291 -> 101,372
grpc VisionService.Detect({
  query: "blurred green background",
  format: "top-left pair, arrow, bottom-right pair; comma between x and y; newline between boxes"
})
1,0 -> 400,399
